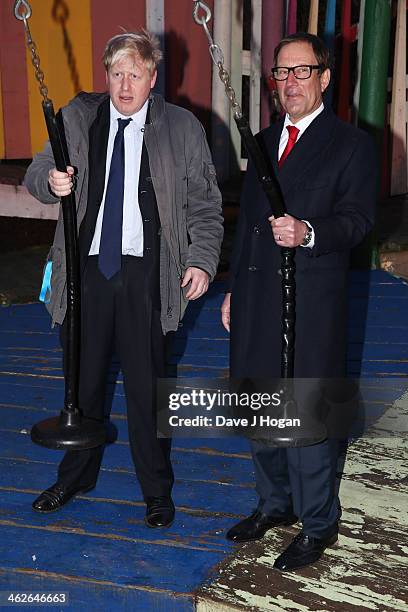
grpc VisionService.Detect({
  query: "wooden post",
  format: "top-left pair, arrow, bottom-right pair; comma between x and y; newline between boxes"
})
0,70 -> 4,159
358,0 -> 392,268
146,0 -> 165,96
323,0 -> 336,108
308,0 -> 319,35
390,0 -> 407,196
286,0 -> 297,35
323,0 -> 336,52
260,0 -> 284,129
211,0 -> 232,182
353,0 -> 366,124
337,0 -> 352,121
358,0 -> 392,153
250,0 -> 262,136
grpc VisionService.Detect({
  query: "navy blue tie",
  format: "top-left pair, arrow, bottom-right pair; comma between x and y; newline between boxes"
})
98,117 -> 132,279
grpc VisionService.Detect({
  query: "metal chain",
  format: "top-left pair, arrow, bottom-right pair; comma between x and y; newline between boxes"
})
14,0 -> 49,102
192,1 -> 242,119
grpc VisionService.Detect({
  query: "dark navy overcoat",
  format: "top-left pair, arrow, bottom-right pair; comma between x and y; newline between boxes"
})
229,107 -> 377,378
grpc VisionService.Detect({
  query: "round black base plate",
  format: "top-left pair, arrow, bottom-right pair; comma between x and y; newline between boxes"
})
31,416 -> 107,450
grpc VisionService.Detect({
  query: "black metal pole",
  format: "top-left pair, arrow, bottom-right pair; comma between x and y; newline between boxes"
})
234,115 -> 295,378
30,100 -> 106,450
234,115 -> 326,446
43,100 -> 80,422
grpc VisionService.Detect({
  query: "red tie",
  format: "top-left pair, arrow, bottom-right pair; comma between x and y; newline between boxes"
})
279,125 -> 300,167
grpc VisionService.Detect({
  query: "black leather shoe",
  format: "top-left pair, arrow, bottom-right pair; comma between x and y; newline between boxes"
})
273,531 -> 338,571
145,496 -> 175,528
32,482 -> 94,513
226,510 -> 298,542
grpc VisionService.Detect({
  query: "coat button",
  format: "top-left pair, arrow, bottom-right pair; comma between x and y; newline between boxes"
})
144,218 -> 151,222
253,225 -> 260,234
248,265 -> 258,272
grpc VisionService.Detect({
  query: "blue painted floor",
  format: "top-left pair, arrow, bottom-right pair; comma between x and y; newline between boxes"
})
0,270 -> 407,610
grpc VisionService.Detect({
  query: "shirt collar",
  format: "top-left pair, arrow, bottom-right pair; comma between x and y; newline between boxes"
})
283,102 -> 324,137
109,98 -> 149,130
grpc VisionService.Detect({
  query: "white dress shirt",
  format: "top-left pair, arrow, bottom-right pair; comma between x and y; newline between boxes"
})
89,99 -> 148,257
278,103 -> 324,159
278,103 -> 324,249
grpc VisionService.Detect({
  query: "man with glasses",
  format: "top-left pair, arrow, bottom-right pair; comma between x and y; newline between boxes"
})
221,33 -> 376,571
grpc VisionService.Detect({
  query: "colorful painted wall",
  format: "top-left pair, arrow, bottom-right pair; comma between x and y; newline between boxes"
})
0,0 -> 406,197
0,0 -> 213,158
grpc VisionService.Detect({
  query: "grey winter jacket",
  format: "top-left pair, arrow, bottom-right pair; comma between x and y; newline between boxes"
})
24,92 -> 223,333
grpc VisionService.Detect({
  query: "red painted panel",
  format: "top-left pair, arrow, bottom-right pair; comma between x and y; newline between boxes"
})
0,2 -> 31,158
164,0 -> 214,134
90,0 -> 146,92
286,0 -> 297,35
337,0 -> 352,121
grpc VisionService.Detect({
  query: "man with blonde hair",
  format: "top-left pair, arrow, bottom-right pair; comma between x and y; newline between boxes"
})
25,30 -> 223,528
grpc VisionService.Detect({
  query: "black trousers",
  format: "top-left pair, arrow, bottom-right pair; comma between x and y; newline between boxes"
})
57,256 -> 173,498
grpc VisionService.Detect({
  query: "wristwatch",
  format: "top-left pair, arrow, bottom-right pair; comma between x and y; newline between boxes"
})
301,222 -> 313,247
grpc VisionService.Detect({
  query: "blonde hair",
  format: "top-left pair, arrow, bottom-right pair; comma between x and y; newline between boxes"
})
103,30 -> 162,75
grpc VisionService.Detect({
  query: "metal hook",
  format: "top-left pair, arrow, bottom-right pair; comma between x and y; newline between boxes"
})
14,0 -> 32,21
192,1 -> 211,26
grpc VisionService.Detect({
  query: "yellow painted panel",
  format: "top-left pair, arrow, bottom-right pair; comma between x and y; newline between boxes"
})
26,0 -> 93,156
0,69 -> 5,159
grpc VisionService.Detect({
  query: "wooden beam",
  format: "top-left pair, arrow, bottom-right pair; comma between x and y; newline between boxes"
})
260,0 -> 284,129
0,69 -> 4,159
390,0 -> 407,195
146,0 -> 165,96
323,0 -> 336,108
249,0 -> 262,136
230,0 -> 248,172
353,0 -> 366,123
286,0 -> 297,35
308,0 -> 319,35
337,0 -> 352,121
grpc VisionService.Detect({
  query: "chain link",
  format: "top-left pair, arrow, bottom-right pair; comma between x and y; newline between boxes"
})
14,1 -> 49,102
192,1 -> 242,119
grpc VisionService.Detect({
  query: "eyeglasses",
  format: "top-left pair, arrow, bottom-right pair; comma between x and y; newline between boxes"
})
271,65 -> 322,81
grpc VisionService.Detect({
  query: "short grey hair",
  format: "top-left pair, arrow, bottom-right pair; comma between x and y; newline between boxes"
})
103,30 -> 162,75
